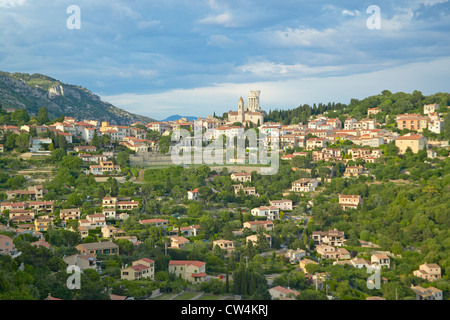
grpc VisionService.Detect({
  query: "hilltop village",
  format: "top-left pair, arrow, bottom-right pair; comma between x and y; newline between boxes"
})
0,90 -> 448,301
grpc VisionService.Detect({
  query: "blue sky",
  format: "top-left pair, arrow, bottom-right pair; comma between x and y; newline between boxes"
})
1,0 -> 449,120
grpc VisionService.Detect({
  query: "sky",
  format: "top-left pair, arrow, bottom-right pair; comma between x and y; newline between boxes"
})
1,0 -> 449,120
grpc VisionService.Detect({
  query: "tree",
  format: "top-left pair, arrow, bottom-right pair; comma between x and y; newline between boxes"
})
56,135 -> 67,151
296,289 -> 328,300
444,112 -> 450,141
11,109 -> 30,125
109,178 -> 119,197
116,151 -> 130,168
15,133 -> 30,152
50,148 -> 66,163
36,107 -> 50,125
7,175 -> 26,190
4,133 -> 18,150
91,131 -> 102,148
159,135 -> 172,154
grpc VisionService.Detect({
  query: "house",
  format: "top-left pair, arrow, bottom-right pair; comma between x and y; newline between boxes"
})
9,209 -> 35,221
121,258 -> 155,281
139,219 -> 168,227
116,200 -> 139,211
269,199 -> 293,211
338,194 -> 363,210
187,188 -> 199,201
76,241 -> 119,255
251,206 -> 280,220
231,172 -> 252,182
291,178 -> 319,192
396,114 -> 428,132
350,258 -> 370,269
102,207 -> 117,220
299,258 -> 318,274
246,233 -> 272,248
312,229 -> 345,246
170,236 -> 190,249
343,165 -> 364,178
423,103 -> 439,115
29,201 -> 54,214
0,234 -> 16,256
367,107 -> 381,117
395,134 -> 428,154
101,225 -> 118,239
243,220 -> 274,232
89,161 -> 121,175
306,138 -> 328,150
316,245 -> 339,260
284,248 -> 306,263
168,260 -> 207,283
78,226 -> 89,239
212,239 -> 235,256
60,208 -> 81,221
63,253 -> 97,271
6,185 -> 46,201
371,253 -> 390,268
0,202 -> 27,212
34,218 -> 52,232
413,263 -> 442,281
79,214 -> 106,230
177,225 -> 200,237
410,285 -> 443,300
146,122 -> 170,134
102,197 -> 118,208
233,184 -> 258,197
0,144 -> 3,153
428,119 -> 443,134
31,239 -> 51,249
344,118 -> 357,130
78,153 -> 108,163
316,245 -> 350,260
269,286 -> 299,300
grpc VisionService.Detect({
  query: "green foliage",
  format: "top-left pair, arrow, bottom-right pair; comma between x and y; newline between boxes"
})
36,107 -> 50,125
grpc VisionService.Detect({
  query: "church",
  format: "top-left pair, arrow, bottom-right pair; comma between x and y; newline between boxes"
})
227,90 -> 265,126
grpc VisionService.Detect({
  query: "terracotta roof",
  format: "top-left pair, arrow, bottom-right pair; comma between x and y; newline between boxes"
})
270,286 -> 299,296
396,134 -> 425,140
169,260 -> 205,268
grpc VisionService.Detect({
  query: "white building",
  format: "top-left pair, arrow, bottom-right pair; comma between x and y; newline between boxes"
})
269,199 -> 293,211
251,206 -> 280,220
423,104 -> 439,115
187,188 -> 199,201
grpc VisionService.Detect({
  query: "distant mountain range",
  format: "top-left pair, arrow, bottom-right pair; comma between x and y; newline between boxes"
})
0,71 -> 156,125
160,115 -> 198,122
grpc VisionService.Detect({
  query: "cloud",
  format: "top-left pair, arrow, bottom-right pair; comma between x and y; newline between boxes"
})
198,12 -> 236,27
0,0 -> 25,8
238,60 -> 343,78
342,9 -> 360,16
102,57 -> 450,120
1,0 -> 449,118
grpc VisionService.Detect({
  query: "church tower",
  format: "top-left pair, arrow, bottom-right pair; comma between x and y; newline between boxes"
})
247,90 -> 261,112
238,97 -> 245,124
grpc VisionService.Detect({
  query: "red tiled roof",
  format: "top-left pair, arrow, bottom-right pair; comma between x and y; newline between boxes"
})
169,260 -> 205,268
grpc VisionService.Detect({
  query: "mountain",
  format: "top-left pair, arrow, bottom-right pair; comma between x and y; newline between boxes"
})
161,115 -> 198,122
0,71 -> 156,125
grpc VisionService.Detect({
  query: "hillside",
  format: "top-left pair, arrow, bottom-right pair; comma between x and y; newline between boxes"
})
266,90 -> 449,125
0,71 -> 155,125
161,114 -> 198,122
